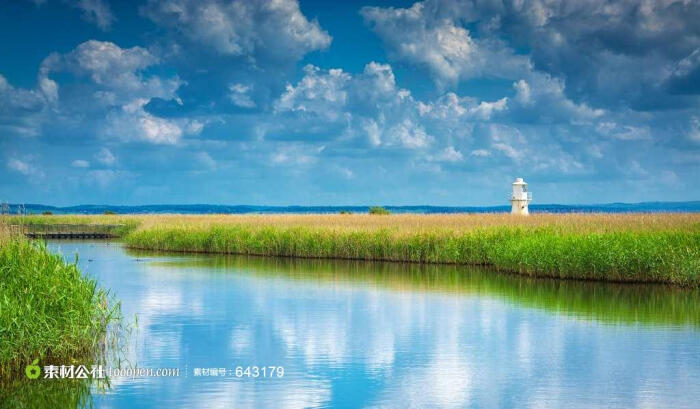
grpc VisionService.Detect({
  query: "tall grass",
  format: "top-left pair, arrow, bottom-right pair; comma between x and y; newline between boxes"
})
0,228 -> 120,381
3,213 -> 698,285
120,213 -> 700,286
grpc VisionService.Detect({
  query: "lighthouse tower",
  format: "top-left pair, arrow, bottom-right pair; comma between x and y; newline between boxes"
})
510,178 -> 532,215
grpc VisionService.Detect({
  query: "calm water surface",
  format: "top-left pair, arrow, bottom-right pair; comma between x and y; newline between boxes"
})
28,241 -> 700,408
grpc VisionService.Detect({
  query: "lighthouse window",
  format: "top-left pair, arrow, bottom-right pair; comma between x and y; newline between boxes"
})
522,186 -> 527,192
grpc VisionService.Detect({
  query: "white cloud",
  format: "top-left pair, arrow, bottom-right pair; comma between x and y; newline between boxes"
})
361,2 -> 531,86
387,119 -> 432,149
513,79 -> 532,105
275,65 -> 351,120
363,119 -> 382,147
7,158 -> 44,179
42,40 -> 181,105
36,41 -> 204,146
275,63 -> 486,151
228,83 -> 256,108
492,142 -> 522,160
71,159 -> 90,168
95,147 -> 116,165
195,151 -> 216,169
511,74 -> 605,122
103,98 -> 201,145
596,121 -> 651,141
431,146 -> 464,162
270,143 -> 324,166
470,149 -> 490,157
8,159 -> 32,175
0,73 -> 50,136
140,0 -> 331,62
69,0 -> 115,30
419,93 -> 507,121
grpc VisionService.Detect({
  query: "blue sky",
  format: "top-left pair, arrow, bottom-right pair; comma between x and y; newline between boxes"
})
1,0 -> 699,206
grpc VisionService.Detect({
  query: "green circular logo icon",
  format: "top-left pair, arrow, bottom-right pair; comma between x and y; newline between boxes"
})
25,359 -> 41,379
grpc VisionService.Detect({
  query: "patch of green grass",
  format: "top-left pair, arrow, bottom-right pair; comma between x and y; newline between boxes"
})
0,238 -> 120,381
124,224 -> 700,285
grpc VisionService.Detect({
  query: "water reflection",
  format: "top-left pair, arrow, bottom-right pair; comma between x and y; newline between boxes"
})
142,251 -> 700,328
8,241 -> 699,409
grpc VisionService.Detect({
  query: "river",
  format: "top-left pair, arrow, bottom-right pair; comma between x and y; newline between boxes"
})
33,240 -> 700,408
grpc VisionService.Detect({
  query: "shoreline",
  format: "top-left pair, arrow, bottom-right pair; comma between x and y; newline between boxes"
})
3,213 -> 699,286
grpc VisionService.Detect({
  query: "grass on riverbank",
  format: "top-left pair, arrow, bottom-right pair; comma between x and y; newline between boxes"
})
3,213 -> 699,285
124,223 -> 699,285
0,227 -> 120,381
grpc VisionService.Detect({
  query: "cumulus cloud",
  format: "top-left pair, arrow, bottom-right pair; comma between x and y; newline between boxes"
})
103,98 -> 201,145
362,0 -> 700,110
140,0 -> 331,62
361,1 -> 531,87
509,74 -> 604,123
418,93 -> 508,121
275,62 -> 516,151
41,40 -> 181,105
275,65 -> 351,120
30,40 -> 205,145
2,0 -> 698,204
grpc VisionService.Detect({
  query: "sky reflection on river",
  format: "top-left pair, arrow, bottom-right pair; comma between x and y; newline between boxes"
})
38,241 -> 700,409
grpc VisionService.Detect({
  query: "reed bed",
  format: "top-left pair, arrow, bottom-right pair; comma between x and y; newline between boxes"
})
3,213 -> 699,285
115,213 -> 699,285
5,213 -> 698,233
0,228 -> 120,381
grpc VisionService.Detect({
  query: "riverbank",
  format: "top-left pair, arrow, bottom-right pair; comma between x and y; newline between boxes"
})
0,227 -> 119,381
3,213 -> 699,286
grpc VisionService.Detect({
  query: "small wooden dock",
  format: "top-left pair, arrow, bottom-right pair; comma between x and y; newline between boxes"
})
14,224 -> 125,240
25,231 -> 117,239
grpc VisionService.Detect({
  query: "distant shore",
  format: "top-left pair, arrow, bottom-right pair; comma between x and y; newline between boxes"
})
2,213 -> 699,286
3,200 -> 700,215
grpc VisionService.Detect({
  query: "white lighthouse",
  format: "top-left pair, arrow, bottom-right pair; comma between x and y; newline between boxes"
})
510,177 -> 532,215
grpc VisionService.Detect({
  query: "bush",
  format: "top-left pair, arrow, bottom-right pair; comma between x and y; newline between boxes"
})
41,211 -> 53,216
369,206 -> 391,215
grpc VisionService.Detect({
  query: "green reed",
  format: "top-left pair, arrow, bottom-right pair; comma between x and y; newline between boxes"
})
124,224 -> 700,286
0,238 -> 121,381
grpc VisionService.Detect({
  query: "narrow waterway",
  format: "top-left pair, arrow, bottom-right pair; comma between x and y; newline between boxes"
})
29,240 -> 700,408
